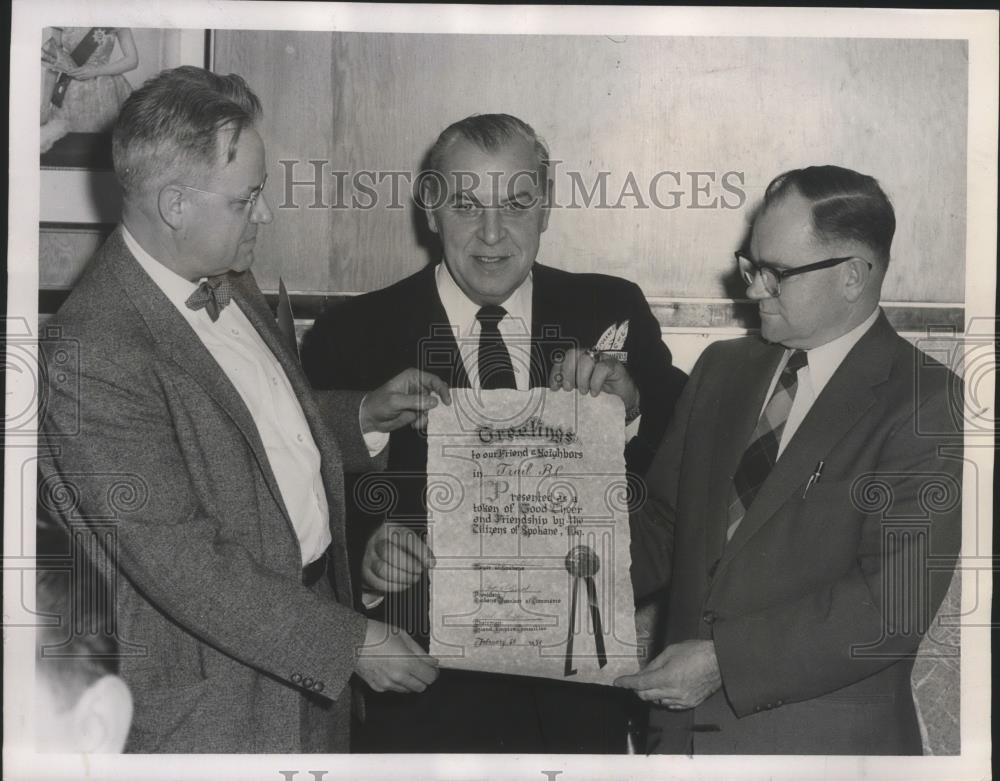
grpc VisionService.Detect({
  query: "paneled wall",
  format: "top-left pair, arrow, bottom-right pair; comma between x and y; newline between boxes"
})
211,32 -> 967,307
39,31 -> 968,361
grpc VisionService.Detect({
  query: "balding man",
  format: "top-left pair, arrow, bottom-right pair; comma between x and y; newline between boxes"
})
617,165 -> 963,754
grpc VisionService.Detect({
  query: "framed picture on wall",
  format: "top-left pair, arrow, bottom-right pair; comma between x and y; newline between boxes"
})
39,28 -> 209,170
38,28 -> 211,303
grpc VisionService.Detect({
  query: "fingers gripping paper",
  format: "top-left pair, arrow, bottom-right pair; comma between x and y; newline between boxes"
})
426,389 -> 641,685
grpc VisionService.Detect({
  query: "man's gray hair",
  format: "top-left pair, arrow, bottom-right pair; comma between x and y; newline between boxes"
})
112,66 -> 262,197
420,113 -> 550,207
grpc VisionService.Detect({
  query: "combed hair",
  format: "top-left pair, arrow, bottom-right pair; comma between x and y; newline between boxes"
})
421,113 -> 550,205
763,165 -> 896,266
112,65 -> 262,196
36,522 -> 120,707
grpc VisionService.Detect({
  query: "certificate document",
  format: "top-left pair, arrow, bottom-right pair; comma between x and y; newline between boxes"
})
426,389 -> 641,685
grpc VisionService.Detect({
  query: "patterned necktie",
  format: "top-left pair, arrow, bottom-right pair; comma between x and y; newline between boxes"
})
185,275 -> 233,322
476,305 -> 517,389
726,349 -> 808,542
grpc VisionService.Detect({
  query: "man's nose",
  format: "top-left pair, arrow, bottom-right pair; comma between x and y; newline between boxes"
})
477,208 -> 505,245
251,194 -> 273,225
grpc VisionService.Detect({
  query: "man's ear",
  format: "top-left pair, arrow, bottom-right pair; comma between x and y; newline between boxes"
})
157,185 -> 187,231
842,257 -> 872,303
71,675 -> 133,754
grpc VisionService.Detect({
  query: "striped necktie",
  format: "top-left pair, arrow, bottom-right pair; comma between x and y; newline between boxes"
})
726,349 -> 808,542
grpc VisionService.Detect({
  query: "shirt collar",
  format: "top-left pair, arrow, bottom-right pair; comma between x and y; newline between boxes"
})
121,224 -> 200,313
434,261 -> 533,335
803,307 -> 881,396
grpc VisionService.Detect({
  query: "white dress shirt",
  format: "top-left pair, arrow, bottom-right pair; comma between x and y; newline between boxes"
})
764,307 -> 881,458
435,262 -> 534,389
123,227 -> 331,566
435,263 -> 641,436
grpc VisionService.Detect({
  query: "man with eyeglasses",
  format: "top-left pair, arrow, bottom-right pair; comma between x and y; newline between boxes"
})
616,165 -> 962,754
38,66 -> 447,753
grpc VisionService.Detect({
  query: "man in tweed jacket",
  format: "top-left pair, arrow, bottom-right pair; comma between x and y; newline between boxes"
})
38,66 -> 444,752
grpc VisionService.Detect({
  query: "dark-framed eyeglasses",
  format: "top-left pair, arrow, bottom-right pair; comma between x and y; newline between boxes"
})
175,173 -> 268,220
735,251 -> 870,297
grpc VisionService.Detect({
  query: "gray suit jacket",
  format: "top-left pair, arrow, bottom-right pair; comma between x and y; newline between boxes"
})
630,313 -> 962,754
39,228 -> 378,752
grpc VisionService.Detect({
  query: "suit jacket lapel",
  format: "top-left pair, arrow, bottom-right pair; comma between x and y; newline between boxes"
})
228,270 -> 358,582
721,314 -> 896,564
106,233 -> 292,532
529,264 -> 566,387
228,269 -> 349,480
229,270 -> 300,382
418,264 -> 471,389
705,339 -> 785,567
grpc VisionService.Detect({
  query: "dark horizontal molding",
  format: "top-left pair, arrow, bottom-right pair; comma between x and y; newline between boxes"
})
40,131 -> 114,171
40,221 -> 118,233
37,287 -> 965,333
647,299 -> 965,334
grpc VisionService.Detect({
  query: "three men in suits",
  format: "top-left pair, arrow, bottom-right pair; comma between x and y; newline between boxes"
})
301,113 -> 688,752
615,166 -> 963,754
38,66 -> 445,753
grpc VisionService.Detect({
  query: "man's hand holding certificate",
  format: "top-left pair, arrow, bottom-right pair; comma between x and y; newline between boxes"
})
426,388 -> 641,685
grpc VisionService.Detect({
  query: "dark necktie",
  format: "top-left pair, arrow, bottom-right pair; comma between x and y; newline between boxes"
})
727,349 -> 808,542
185,275 -> 233,322
476,305 -> 517,389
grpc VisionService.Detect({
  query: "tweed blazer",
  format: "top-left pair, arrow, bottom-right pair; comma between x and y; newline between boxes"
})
39,228 -> 379,752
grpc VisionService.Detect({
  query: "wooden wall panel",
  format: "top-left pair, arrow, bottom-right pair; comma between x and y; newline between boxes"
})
38,226 -> 111,287
213,33 -> 967,303
213,31 -> 338,292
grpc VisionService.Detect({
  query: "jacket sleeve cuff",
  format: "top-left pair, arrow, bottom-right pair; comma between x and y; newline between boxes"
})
712,615 -> 771,717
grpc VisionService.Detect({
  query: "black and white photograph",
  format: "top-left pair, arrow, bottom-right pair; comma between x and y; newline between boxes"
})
4,2 -> 995,780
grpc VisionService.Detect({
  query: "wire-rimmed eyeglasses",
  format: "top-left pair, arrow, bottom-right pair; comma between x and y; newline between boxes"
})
175,173 -> 268,220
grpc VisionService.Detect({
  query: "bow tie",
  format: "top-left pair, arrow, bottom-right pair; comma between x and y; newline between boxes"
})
185,275 -> 233,322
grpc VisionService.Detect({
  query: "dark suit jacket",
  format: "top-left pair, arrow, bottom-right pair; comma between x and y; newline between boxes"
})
301,262 -> 687,752
630,312 -> 963,755
38,229 -> 379,753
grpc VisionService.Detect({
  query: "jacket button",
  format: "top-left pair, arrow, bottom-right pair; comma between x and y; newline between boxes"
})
291,673 -> 302,683
314,681 -> 324,692
303,677 -> 314,688
702,610 -> 717,624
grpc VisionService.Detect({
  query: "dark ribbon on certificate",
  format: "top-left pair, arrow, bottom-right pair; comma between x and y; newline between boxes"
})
563,545 -> 608,676
50,28 -> 105,108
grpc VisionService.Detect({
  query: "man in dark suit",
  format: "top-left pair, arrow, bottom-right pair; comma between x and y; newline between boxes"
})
38,66 -> 446,753
301,113 -> 687,752
615,166 -> 963,754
